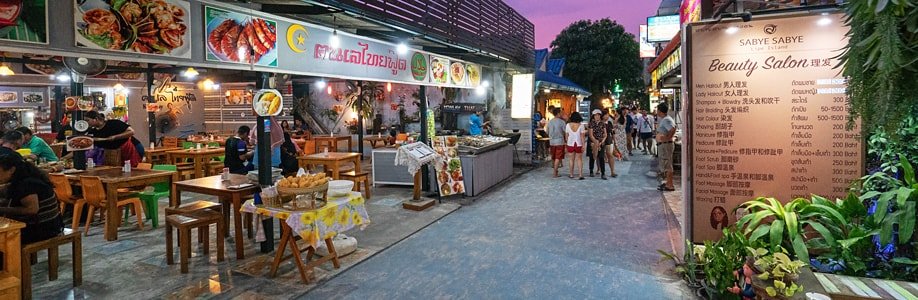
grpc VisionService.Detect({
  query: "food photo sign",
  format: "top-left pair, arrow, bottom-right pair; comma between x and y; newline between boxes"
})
685,13 -> 862,242
204,5 -> 278,67
73,0 -> 191,58
432,136 -> 465,197
0,0 -> 47,44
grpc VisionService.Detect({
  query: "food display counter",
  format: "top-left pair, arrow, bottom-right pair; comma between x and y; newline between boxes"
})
457,135 -> 510,154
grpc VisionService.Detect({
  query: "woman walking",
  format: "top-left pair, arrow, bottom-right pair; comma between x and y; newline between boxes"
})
587,110 -> 607,180
565,112 -> 586,180
614,109 -> 630,162
602,111 -> 618,177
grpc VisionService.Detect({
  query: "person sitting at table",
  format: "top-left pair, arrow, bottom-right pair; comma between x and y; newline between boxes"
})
293,118 -> 309,135
16,127 -> 58,162
0,153 -> 63,244
280,120 -> 292,133
0,131 -> 24,157
225,126 -> 254,175
279,132 -> 300,175
83,111 -> 142,167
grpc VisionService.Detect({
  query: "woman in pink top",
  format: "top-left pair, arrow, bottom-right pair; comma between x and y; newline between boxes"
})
564,112 -> 586,180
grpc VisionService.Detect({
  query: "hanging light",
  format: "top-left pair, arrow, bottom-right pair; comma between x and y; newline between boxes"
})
475,86 -> 486,96
327,85 -> 333,95
315,79 -> 327,89
113,82 -> 125,91
202,78 -> 216,90
386,82 -> 392,92
0,64 -> 14,76
56,73 -> 71,82
329,30 -> 341,49
396,42 -> 409,55
182,67 -> 199,78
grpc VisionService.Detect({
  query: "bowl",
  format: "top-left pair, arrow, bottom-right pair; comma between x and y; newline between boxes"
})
327,180 -> 354,197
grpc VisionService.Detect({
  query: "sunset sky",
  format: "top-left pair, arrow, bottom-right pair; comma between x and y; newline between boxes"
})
503,0 -> 660,49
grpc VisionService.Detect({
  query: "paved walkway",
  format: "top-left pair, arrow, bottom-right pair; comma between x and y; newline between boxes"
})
304,154 -> 692,299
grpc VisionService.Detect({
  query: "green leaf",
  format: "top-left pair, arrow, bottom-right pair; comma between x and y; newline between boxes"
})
896,187 -> 915,208
757,271 -> 770,280
791,235 -> 810,264
874,192 -> 894,221
804,221 -> 837,247
859,191 -> 882,200
876,0 -> 889,13
785,211 -> 799,240
881,217 -> 895,245
901,155 -> 916,186
770,220 -> 785,249
750,224 -> 771,242
899,202 -> 916,242
742,210 -> 772,234
766,286 -> 777,297
809,204 -> 847,226
892,257 -> 918,265
774,280 -> 786,290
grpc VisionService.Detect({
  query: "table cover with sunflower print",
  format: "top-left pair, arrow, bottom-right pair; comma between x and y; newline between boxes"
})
240,192 -> 370,249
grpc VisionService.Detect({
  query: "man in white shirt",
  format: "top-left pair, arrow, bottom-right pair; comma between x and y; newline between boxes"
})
656,103 -> 676,191
639,110 -> 655,155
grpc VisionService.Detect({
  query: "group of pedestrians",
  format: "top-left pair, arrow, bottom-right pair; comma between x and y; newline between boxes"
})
544,103 -> 677,192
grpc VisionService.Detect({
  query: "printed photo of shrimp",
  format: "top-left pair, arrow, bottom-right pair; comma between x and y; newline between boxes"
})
74,0 -> 190,58
204,6 -> 278,67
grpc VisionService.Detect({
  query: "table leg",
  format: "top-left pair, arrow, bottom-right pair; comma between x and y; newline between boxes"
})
194,157 -> 204,179
332,162 -> 340,180
286,224 -> 310,283
353,156 -> 362,174
104,184 -> 120,241
232,193 -> 244,260
324,238 -> 340,269
220,197 -> 230,238
269,225 -> 288,277
347,138 -> 352,152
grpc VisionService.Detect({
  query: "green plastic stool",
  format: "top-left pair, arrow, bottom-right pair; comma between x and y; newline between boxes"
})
182,141 -> 195,149
137,164 -> 177,228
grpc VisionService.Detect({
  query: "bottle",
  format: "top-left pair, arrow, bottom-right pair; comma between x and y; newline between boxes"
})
221,167 -> 229,180
323,147 -> 329,156
123,160 -> 131,172
87,159 -> 95,170
150,142 -> 155,150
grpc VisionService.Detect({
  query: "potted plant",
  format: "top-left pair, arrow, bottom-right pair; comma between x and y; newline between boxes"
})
749,248 -> 806,299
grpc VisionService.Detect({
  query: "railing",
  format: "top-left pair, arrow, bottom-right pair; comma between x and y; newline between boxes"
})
313,0 -> 535,66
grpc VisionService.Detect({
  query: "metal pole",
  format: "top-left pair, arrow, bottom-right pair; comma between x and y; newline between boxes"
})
147,67 -> 156,145
52,86 -> 63,133
256,72 -> 275,253
71,80 -> 86,170
418,85 -> 429,192
357,85 -> 364,157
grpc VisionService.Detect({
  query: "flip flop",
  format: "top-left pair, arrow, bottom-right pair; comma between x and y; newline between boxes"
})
658,186 -> 676,191
579,177 -> 585,180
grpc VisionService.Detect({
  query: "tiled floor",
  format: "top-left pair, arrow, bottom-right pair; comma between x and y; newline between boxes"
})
306,154 -> 694,299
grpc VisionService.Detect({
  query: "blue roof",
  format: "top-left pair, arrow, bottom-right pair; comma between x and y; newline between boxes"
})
536,70 -> 590,96
547,58 -> 565,76
534,49 -> 549,71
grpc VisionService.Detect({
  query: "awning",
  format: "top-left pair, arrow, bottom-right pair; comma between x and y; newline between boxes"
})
648,32 -> 682,73
536,70 -> 591,96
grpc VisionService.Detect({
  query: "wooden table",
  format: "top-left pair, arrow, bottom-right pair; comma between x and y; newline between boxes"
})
144,147 -> 181,164
297,152 -> 361,179
186,137 -> 227,146
166,148 -> 224,179
172,174 -> 257,259
61,168 -> 177,241
0,218 -> 25,299
313,135 -> 352,153
364,136 -> 389,148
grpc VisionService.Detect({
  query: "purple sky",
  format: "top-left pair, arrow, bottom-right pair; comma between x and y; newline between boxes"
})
503,0 -> 659,49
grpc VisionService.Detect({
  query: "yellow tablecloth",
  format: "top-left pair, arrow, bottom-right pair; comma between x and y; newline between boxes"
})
240,192 -> 370,248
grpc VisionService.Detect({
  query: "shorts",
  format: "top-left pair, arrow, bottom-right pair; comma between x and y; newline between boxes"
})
658,142 -> 675,173
640,132 -> 653,140
550,145 -> 566,160
567,143 -> 582,153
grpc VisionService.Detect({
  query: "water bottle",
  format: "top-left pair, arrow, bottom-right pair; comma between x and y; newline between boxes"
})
87,159 -> 95,170
123,160 -> 131,172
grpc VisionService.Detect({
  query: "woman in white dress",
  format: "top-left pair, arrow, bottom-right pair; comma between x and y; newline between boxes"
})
565,112 -> 586,179
613,110 -> 630,161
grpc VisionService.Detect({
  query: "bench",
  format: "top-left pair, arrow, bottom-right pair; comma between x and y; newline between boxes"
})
20,228 -> 82,300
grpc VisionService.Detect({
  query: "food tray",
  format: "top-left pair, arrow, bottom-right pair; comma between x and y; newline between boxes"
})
277,182 -> 328,196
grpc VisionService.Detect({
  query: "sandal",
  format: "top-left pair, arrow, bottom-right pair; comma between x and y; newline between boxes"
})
610,173 -> 618,178
658,186 -> 676,191
578,177 -> 585,180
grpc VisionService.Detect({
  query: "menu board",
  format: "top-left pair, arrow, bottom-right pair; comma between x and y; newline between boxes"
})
432,136 -> 466,196
74,0 -> 191,58
687,13 -> 862,242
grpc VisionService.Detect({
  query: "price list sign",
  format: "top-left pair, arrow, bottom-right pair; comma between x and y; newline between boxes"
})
686,13 -> 862,242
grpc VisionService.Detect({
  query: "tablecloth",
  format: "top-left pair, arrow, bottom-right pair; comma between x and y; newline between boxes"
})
240,192 -> 370,248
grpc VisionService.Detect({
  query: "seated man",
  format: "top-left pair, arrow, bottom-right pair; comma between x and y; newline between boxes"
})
16,127 -> 58,162
225,126 -> 255,175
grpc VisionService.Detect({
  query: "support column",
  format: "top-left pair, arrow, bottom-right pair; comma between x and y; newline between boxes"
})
71,80 -> 86,170
256,72 -> 275,253
146,68 -> 156,145
357,85 -> 364,157
418,85 -> 429,192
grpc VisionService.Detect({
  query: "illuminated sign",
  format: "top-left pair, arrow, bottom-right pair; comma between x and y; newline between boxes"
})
647,15 -> 680,42
680,0 -> 702,25
511,74 -> 534,118
640,25 -> 655,58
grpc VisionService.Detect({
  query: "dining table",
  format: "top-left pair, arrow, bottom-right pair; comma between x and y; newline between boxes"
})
312,135 -> 353,153
166,147 -> 225,179
172,174 -> 257,259
297,152 -> 361,180
144,147 -> 181,164
60,167 -> 177,241
363,136 -> 390,148
0,217 -> 25,297
239,192 -> 370,283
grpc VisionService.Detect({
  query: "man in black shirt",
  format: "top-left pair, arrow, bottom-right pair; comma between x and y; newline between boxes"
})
83,111 -> 142,166
0,131 -> 24,157
225,126 -> 254,174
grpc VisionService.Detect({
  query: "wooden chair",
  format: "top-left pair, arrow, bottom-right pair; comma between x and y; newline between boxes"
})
49,174 -> 86,231
20,228 -> 82,300
162,137 -> 179,148
165,207 -> 225,273
340,170 -> 371,199
80,176 -> 145,236
302,140 -> 316,155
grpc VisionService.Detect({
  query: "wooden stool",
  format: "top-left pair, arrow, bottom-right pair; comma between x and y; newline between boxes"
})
165,210 -> 225,273
340,171 -> 371,199
20,229 -> 82,300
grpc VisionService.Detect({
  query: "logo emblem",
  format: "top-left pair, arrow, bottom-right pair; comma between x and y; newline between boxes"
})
764,24 -> 777,34
410,52 -> 428,81
287,24 -> 309,53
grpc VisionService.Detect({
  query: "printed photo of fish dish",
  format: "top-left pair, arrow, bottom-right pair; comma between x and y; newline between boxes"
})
204,6 -> 277,66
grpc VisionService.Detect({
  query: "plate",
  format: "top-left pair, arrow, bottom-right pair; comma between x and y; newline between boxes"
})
66,136 -> 94,151
253,89 -> 283,116
74,0 -> 191,58
449,62 -> 465,85
0,91 -> 17,103
74,120 -> 89,132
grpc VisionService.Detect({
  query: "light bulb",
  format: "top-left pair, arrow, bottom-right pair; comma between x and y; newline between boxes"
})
725,27 -> 739,34
543,88 -> 550,93
202,78 -> 215,90
476,86 -> 486,96
0,64 -> 14,76
113,83 -> 125,91
183,67 -> 199,78
56,74 -> 71,82
386,82 -> 392,92
396,43 -> 408,55
330,31 -> 340,49
327,85 -> 333,95
315,80 -> 327,89
481,80 -> 490,88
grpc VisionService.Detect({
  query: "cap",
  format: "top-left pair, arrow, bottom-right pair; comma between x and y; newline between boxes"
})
591,109 -> 602,115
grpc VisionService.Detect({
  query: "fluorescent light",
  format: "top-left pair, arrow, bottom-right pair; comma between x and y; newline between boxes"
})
315,80 -> 327,89
543,88 -> 550,93
327,85 -> 333,95
725,27 -> 739,34
817,17 -> 832,26
386,82 -> 392,92
0,64 -> 14,76
113,83 -> 125,91
56,74 -> 71,82
330,31 -> 340,49
396,43 -> 408,55
182,67 -> 199,78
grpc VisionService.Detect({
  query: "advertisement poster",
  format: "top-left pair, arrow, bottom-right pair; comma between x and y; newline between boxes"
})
74,0 -> 191,58
204,6 -> 278,67
224,89 -> 253,105
432,136 -> 465,196
687,14 -> 862,242
647,15 -> 680,42
0,0 -> 46,43
639,25 -> 655,58
429,56 -> 449,85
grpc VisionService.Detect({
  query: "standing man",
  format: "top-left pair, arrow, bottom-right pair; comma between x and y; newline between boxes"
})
633,109 -> 644,151
469,110 -> 486,136
656,103 -> 676,191
546,107 -> 567,177
639,110 -> 656,155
